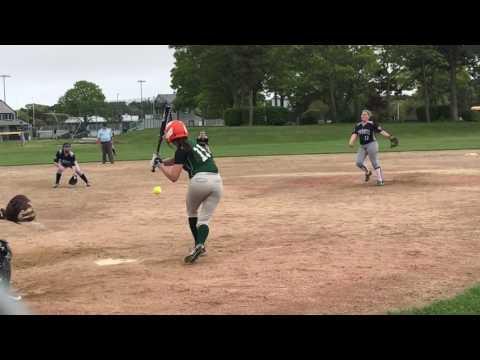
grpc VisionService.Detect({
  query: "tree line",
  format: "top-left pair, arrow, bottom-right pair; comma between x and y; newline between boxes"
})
170,45 -> 480,125
16,81 -> 158,127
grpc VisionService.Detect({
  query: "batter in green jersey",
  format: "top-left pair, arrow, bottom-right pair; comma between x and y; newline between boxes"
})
176,139 -> 219,179
152,121 -> 223,264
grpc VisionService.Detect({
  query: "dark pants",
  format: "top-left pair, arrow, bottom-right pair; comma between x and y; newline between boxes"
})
101,141 -> 114,164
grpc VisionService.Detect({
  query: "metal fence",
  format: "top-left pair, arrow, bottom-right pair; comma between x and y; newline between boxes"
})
27,117 -> 226,140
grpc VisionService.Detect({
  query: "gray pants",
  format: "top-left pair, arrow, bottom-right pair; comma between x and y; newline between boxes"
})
356,141 -> 381,170
101,141 -> 114,164
187,173 -> 223,226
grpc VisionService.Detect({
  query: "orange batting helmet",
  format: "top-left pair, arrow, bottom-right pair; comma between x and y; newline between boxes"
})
165,120 -> 189,143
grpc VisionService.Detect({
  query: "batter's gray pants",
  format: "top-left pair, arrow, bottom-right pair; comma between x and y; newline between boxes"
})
356,141 -> 381,170
187,173 -> 223,226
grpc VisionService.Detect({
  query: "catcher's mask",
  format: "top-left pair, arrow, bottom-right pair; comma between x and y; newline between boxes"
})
63,143 -> 72,152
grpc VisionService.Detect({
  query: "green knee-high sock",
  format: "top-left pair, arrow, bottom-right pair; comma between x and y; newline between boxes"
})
196,225 -> 209,246
188,218 -> 198,245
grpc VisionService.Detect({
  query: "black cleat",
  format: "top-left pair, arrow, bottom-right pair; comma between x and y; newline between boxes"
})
365,171 -> 372,182
53,184 -> 59,188
184,244 -> 205,264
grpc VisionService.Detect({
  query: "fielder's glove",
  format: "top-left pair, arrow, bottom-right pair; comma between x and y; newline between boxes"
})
69,175 -> 78,186
390,136 -> 399,148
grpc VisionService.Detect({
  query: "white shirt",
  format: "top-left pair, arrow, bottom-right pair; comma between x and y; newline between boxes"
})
97,128 -> 113,143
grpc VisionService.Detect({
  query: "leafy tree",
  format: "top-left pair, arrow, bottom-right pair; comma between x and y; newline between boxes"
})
435,45 -> 475,120
372,45 -> 415,119
56,81 -> 107,118
402,46 -> 447,122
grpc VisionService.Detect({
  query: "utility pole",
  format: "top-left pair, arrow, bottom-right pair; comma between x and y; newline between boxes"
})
0,75 -> 11,103
137,80 -> 146,120
32,101 -> 35,139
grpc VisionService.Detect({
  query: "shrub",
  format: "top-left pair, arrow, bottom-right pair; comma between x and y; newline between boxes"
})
224,108 -> 244,126
224,106 -> 292,126
266,107 -> 290,126
416,105 -> 451,122
460,109 -> 480,122
300,110 -> 323,125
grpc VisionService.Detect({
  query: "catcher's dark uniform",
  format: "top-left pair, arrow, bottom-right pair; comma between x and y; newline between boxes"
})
54,150 -> 76,168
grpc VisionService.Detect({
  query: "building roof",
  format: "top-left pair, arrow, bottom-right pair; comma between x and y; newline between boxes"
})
0,119 -> 24,126
87,116 -> 107,123
0,100 -> 16,115
178,111 -> 202,122
121,114 -> 140,122
155,94 -> 176,106
65,117 -> 84,124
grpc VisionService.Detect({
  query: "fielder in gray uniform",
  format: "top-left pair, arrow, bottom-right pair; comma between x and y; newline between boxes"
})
349,110 -> 399,186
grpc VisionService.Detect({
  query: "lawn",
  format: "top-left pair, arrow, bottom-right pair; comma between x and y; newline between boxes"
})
391,285 -> 480,315
1,122 -> 480,166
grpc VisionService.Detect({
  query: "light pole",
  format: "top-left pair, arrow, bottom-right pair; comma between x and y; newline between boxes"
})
138,80 -> 146,120
32,99 -> 35,139
115,93 -> 120,122
0,75 -> 11,103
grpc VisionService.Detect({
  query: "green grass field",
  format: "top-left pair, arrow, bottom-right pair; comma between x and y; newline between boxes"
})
391,285 -> 480,315
1,122 -> 480,166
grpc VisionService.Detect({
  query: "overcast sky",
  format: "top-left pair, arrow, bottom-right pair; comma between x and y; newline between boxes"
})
0,45 -> 175,109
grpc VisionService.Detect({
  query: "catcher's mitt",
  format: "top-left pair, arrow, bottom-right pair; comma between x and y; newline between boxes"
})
69,175 -> 78,186
0,195 -> 36,223
390,136 -> 399,148
0,240 -> 12,288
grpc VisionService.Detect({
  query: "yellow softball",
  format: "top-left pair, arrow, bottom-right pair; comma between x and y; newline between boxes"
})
153,186 -> 162,195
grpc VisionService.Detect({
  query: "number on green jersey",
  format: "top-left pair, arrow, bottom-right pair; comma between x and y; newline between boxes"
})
193,144 -> 212,162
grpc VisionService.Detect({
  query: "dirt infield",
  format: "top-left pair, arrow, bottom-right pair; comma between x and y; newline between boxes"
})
1,150 -> 480,314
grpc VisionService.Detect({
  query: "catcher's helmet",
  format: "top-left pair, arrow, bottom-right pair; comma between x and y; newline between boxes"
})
165,121 -> 188,143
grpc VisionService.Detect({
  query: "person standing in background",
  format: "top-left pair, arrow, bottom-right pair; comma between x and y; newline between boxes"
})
96,123 -> 114,164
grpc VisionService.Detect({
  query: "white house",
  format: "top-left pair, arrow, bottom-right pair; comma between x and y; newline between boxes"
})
121,114 -> 140,123
87,116 -> 107,124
